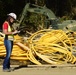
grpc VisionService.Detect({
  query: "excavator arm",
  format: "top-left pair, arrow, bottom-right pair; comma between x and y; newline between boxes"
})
14,3 -> 76,31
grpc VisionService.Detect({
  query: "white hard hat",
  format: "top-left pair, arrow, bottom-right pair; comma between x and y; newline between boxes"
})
7,13 -> 17,20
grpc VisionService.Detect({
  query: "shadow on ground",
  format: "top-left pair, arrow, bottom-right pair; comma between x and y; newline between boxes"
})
14,65 -> 28,71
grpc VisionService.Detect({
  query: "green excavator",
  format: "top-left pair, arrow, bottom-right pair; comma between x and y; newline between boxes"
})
14,3 -> 76,33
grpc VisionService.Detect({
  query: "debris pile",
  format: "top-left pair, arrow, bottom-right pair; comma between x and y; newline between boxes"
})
0,29 -> 76,65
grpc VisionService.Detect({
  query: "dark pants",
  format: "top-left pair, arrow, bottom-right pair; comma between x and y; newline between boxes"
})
3,39 -> 13,69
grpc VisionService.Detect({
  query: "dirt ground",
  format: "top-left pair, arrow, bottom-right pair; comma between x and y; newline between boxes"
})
0,64 -> 76,75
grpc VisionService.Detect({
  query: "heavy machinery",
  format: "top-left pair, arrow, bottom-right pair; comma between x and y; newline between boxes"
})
14,3 -> 76,33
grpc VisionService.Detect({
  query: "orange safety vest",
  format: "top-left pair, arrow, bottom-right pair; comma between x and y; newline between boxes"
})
4,21 -> 14,41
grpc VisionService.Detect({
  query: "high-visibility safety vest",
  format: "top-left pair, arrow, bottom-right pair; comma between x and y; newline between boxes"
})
4,21 -> 14,41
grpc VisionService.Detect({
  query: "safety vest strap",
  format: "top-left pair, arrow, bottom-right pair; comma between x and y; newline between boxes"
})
4,21 -> 14,41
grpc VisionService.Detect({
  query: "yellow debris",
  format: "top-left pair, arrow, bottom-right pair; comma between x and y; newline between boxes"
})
0,29 -> 76,65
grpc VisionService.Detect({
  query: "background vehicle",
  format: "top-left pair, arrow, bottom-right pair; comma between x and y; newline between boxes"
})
13,3 -> 76,34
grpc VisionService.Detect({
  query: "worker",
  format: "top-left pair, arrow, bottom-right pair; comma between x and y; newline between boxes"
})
2,13 -> 20,72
